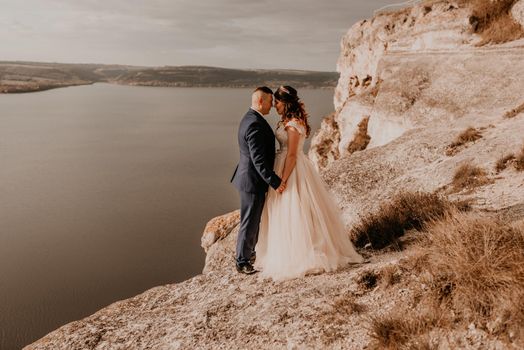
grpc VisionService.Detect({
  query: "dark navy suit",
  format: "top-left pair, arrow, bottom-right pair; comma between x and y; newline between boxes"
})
231,108 -> 281,266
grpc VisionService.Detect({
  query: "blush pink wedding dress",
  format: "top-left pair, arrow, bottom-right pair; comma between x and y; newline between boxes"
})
254,120 -> 363,281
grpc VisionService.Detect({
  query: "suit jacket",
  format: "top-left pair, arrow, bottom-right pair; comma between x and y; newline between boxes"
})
231,108 -> 281,193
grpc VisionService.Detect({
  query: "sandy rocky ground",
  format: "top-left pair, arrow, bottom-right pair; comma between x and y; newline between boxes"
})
27,1 -> 524,349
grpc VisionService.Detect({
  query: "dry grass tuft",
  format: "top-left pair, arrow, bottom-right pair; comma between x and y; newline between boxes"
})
371,211 -> 524,346
320,292 -> 366,345
495,153 -> 516,172
466,0 -> 524,45
446,127 -> 482,156
369,315 -> 410,348
351,192 -> 457,249
347,116 -> 371,154
494,145 -> 524,172
456,127 -> 483,143
321,326 -> 345,346
379,265 -> 402,288
515,145 -> 524,171
332,295 -> 366,315
451,198 -> 474,212
423,211 -> 524,335
368,307 -> 445,349
504,102 -> 524,118
358,270 -> 379,290
398,250 -> 430,275
451,162 -> 491,191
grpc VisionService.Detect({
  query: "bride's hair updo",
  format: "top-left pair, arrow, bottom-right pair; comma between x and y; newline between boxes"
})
274,85 -> 311,138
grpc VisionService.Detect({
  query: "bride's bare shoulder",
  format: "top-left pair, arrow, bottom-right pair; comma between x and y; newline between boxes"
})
284,119 -> 305,135
289,118 -> 303,124
285,118 -> 305,127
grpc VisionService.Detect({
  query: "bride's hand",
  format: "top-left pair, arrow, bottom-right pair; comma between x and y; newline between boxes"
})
276,181 -> 287,194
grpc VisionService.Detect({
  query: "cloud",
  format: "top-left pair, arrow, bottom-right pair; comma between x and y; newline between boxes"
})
0,0 -> 399,70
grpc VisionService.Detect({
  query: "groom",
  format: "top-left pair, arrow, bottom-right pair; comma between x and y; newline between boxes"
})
231,86 -> 285,274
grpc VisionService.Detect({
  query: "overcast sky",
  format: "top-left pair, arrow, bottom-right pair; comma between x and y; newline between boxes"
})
0,0 -> 401,71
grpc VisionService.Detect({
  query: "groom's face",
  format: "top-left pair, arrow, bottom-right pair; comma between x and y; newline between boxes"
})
260,94 -> 273,115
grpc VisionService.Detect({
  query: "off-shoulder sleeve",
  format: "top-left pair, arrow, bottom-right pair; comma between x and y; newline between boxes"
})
284,120 -> 305,135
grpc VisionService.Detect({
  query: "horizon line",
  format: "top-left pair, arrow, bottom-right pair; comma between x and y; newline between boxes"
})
0,59 -> 338,73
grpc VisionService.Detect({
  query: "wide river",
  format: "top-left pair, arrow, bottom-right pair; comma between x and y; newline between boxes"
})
0,83 -> 334,349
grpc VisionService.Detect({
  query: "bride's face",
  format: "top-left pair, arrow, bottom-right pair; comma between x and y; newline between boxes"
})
274,99 -> 285,116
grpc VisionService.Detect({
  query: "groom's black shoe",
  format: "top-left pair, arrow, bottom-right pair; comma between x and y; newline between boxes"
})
236,263 -> 257,275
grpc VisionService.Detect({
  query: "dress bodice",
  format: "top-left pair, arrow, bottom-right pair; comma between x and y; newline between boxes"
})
275,119 -> 306,153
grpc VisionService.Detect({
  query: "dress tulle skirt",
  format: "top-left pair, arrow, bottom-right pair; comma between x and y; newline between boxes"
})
254,151 -> 363,281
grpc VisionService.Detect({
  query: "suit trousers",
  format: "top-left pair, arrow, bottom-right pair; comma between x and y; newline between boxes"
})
236,190 -> 266,266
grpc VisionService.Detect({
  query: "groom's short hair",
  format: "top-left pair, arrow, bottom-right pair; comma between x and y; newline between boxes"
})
254,86 -> 273,95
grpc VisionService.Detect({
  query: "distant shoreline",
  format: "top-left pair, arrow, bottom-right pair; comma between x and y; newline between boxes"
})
0,82 -> 94,94
0,61 -> 338,94
1,82 -> 335,94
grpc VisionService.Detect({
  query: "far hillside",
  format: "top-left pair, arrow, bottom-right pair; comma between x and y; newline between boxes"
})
114,66 -> 338,88
0,61 -> 338,93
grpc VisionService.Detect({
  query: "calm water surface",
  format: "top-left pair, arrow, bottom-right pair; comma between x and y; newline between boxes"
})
0,83 -> 334,349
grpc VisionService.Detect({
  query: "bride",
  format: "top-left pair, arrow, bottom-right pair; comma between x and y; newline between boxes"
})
254,86 -> 363,281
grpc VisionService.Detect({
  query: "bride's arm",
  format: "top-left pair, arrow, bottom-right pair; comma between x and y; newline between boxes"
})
280,126 -> 301,185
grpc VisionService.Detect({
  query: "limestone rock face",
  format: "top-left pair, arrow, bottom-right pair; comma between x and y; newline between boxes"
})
512,0 -> 524,27
200,210 -> 239,253
308,113 -> 341,170
325,1 -> 474,159
310,0 -> 524,168
307,0 -> 524,227
202,217 -> 239,274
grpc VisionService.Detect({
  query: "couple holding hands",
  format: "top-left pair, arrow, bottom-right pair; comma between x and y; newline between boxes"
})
231,86 -> 363,281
